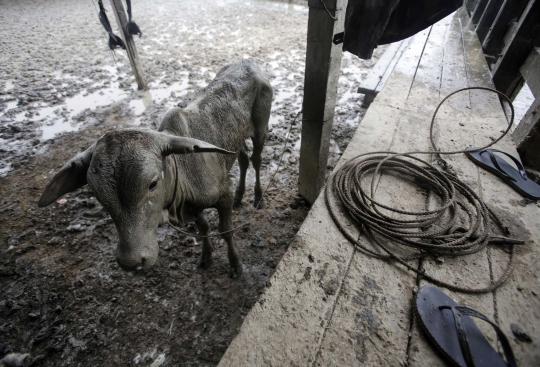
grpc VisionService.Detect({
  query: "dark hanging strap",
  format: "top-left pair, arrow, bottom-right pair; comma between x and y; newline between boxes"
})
98,0 -> 126,50
125,0 -> 142,37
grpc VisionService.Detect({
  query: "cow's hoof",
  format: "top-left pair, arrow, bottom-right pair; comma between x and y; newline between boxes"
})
229,264 -> 243,279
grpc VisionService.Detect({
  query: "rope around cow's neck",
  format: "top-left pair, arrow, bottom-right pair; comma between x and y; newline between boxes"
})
325,86 -> 522,294
168,110 -> 301,239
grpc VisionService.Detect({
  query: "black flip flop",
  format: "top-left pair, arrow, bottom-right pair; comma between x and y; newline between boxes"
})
416,286 -> 517,367
466,148 -> 540,200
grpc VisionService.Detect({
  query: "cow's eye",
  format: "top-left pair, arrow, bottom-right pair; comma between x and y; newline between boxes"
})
149,180 -> 158,192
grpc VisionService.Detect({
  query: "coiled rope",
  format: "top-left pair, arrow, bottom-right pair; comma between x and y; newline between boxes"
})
325,87 -> 522,294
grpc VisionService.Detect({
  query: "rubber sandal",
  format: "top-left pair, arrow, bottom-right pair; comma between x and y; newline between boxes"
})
466,148 -> 540,200
416,286 -> 517,367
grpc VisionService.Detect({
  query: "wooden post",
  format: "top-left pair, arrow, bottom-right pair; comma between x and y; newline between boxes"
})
514,48 -> 540,170
298,0 -> 346,203
520,47 -> 540,97
514,97 -> 540,170
109,0 -> 147,90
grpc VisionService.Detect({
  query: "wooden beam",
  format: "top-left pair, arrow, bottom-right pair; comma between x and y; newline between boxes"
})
512,97 -> 540,171
109,0 -> 147,90
482,0 -> 528,58
475,0 -> 504,42
520,47 -> 540,97
356,40 -> 408,108
471,0 -> 489,24
298,0 -> 346,203
491,0 -> 540,97
514,97 -> 540,170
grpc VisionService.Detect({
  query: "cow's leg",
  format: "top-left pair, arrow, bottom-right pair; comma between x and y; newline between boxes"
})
233,144 -> 249,208
251,133 -> 266,209
217,191 -> 242,278
251,81 -> 272,209
196,213 -> 213,269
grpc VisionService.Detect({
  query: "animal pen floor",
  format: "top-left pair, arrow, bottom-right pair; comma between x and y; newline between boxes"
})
0,0 -> 382,366
219,10 -> 540,367
1,2 -> 538,367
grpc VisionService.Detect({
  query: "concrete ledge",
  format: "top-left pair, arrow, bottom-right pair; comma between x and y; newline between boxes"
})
219,10 -> 540,367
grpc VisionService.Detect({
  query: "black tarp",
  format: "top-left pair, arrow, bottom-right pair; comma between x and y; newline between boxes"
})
342,0 -> 463,59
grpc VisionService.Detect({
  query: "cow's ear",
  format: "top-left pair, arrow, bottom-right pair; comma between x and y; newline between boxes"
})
155,132 -> 235,156
38,144 -> 95,207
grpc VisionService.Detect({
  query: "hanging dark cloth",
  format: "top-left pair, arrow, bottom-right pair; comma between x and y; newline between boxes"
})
339,0 -> 463,59
125,0 -> 142,37
98,0 -> 126,50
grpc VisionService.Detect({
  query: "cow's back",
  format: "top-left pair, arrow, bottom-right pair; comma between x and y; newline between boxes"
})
160,60 -> 269,154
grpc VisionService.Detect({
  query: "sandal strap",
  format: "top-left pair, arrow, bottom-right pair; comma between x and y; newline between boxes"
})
485,149 -> 527,180
439,305 -> 517,367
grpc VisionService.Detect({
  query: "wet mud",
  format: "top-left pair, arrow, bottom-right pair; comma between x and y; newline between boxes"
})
0,0 -> 381,365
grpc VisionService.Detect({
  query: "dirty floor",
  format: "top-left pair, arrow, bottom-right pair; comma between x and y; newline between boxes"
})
0,0 -> 383,365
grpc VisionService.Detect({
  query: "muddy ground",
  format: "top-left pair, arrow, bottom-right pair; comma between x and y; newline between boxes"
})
0,0 -> 382,365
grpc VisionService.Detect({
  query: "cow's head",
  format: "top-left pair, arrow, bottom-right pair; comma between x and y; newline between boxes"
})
38,129 -> 233,270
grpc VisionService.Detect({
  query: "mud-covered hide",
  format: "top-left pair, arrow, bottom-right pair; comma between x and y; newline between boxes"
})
342,0 -> 463,59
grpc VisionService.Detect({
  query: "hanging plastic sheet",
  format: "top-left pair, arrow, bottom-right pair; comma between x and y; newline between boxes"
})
337,0 -> 463,59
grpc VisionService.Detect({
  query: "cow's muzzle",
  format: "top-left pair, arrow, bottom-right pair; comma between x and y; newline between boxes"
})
115,242 -> 158,271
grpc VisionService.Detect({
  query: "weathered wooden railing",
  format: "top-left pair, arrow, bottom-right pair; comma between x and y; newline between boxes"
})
465,0 -> 540,170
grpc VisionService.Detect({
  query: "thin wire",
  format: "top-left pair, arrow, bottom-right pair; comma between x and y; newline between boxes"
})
170,110 -> 302,239
169,221 -> 249,239
325,87 -> 519,294
318,0 -> 338,21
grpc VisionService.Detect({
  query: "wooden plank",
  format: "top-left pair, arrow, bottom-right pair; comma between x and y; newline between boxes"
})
491,0 -> 540,97
405,16 -> 451,109
315,18 -> 453,366
513,96 -> 540,143
515,97 -> 540,170
489,194 -> 540,367
408,11 -> 503,366
313,110 -> 426,366
476,0 -> 505,42
357,40 -> 409,107
313,106 -> 423,367
109,0 -> 147,90
375,28 -> 432,108
520,47 -> 540,97
461,9 -> 540,366
298,0 -> 347,203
